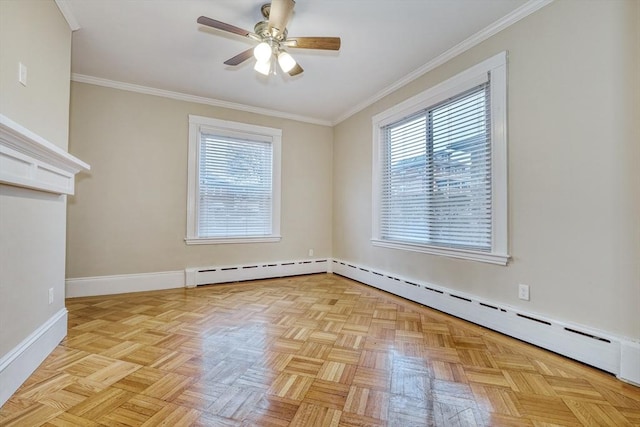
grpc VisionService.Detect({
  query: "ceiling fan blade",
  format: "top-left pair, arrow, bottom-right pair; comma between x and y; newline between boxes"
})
197,16 -> 250,37
224,48 -> 254,66
268,0 -> 295,36
288,63 -> 304,76
286,37 -> 341,50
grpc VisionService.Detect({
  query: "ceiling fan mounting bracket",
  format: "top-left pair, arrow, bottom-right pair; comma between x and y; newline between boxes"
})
260,4 -> 271,19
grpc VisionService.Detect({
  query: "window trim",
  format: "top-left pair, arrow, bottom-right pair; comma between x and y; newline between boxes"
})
371,52 -> 509,265
186,115 -> 282,245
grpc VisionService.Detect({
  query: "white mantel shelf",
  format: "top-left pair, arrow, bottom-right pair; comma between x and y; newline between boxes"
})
0,114 -> 89,195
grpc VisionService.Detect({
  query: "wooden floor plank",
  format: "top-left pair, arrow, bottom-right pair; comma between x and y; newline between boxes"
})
1,273 -> 638,426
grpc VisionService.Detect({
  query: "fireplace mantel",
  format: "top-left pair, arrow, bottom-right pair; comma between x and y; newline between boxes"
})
0,114 -> 89,195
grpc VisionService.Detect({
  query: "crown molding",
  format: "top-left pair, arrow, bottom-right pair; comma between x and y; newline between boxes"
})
331,0 -> 554,125
71,74 -> 333,127
54,0 -> 80,31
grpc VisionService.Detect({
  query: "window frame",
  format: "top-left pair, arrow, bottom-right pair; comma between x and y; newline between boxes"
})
186,115 -> 282,245
371,52 -> 509,265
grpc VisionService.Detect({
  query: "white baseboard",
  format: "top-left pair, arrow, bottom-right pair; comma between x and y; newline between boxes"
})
65,259 -> 331,297
0,308 -> 67,407
185,258 -> 330,287
620,341 -> 640,386
66,270 -> 184,297
331,259 -> 640,386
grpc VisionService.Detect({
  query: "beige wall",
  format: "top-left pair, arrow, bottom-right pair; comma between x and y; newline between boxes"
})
333,0 -> 640,339
0,0 -> 71,355
67,83 -> 333,278
0,0 -> 71,150
0,187 -> 67,355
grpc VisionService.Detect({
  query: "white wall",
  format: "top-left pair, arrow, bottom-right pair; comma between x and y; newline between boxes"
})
333,0 -> 640,340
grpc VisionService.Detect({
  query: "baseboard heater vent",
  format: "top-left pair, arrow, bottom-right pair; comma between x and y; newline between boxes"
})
516,313 -> 552,326
330,258 -> 625,377
185,259 -> 329,287
480,302 -> 498,310
564,327 -> 611,343
450,294 -> 472,303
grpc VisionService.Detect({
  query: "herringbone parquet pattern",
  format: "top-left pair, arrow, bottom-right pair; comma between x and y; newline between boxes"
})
1,274 -> 639,426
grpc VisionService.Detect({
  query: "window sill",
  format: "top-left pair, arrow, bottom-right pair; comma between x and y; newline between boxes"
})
185,236 -> 281,245
371,239 -> 509,265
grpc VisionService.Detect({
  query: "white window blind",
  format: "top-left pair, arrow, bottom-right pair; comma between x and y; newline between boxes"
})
380,83 -> 492,251
198,134 -> 273,238
186,115 -> 281,245
372,52 -> 508,264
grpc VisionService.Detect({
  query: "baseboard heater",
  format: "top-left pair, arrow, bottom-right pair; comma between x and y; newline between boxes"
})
185,258 -> 329,287
331,259 -> 640,386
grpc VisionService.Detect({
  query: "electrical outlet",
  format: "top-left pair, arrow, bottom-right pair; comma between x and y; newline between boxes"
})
48,288 -> 54,304
308,248 -> 314,257
518,284 -> 530,301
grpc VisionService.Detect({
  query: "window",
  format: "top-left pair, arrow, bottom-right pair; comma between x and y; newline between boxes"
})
372,52 -> 508,265
186,115 -> 281,244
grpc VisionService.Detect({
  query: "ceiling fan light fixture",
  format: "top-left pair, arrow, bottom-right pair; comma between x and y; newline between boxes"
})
277,51 -> 296,73
253,41 -> 272,62
198,0 -> 341,78
254,58 -> 271,75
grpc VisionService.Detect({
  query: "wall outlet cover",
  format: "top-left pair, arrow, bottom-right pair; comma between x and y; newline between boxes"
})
518,284 -> 530,301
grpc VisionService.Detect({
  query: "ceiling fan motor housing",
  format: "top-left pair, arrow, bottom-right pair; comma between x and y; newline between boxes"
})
254,20 -> 287,42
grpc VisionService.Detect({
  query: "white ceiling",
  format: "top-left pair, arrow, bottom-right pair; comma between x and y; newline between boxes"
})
65,0 -> 530,125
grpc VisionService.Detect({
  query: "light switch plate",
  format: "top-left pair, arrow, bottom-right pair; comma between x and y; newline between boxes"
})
19,62 -> 27,86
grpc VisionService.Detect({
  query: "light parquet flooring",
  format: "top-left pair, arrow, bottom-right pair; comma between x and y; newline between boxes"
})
1,274 -> 639,426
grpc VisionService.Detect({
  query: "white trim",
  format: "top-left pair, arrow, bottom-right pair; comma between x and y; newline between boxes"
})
331,258 -> 639,385
333,0 -> 553,125
54,0 -> 81,31
0,308 -> 67,407
620,341 -> 640,386
65,271 -> 184,298
185,236 -> 282,245
370,65 -> 493,126
186,115 -> 282,244
489,56 -> 509,256
65,260 -> 331,296
371,239 -> 509,266
371,52 -> 509,265
71,74 -> 332,127
185,258 -> 330,287
0,114 -> 90,195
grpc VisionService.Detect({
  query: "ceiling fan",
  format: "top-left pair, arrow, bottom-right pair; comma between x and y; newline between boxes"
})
197,0 -> 341,77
